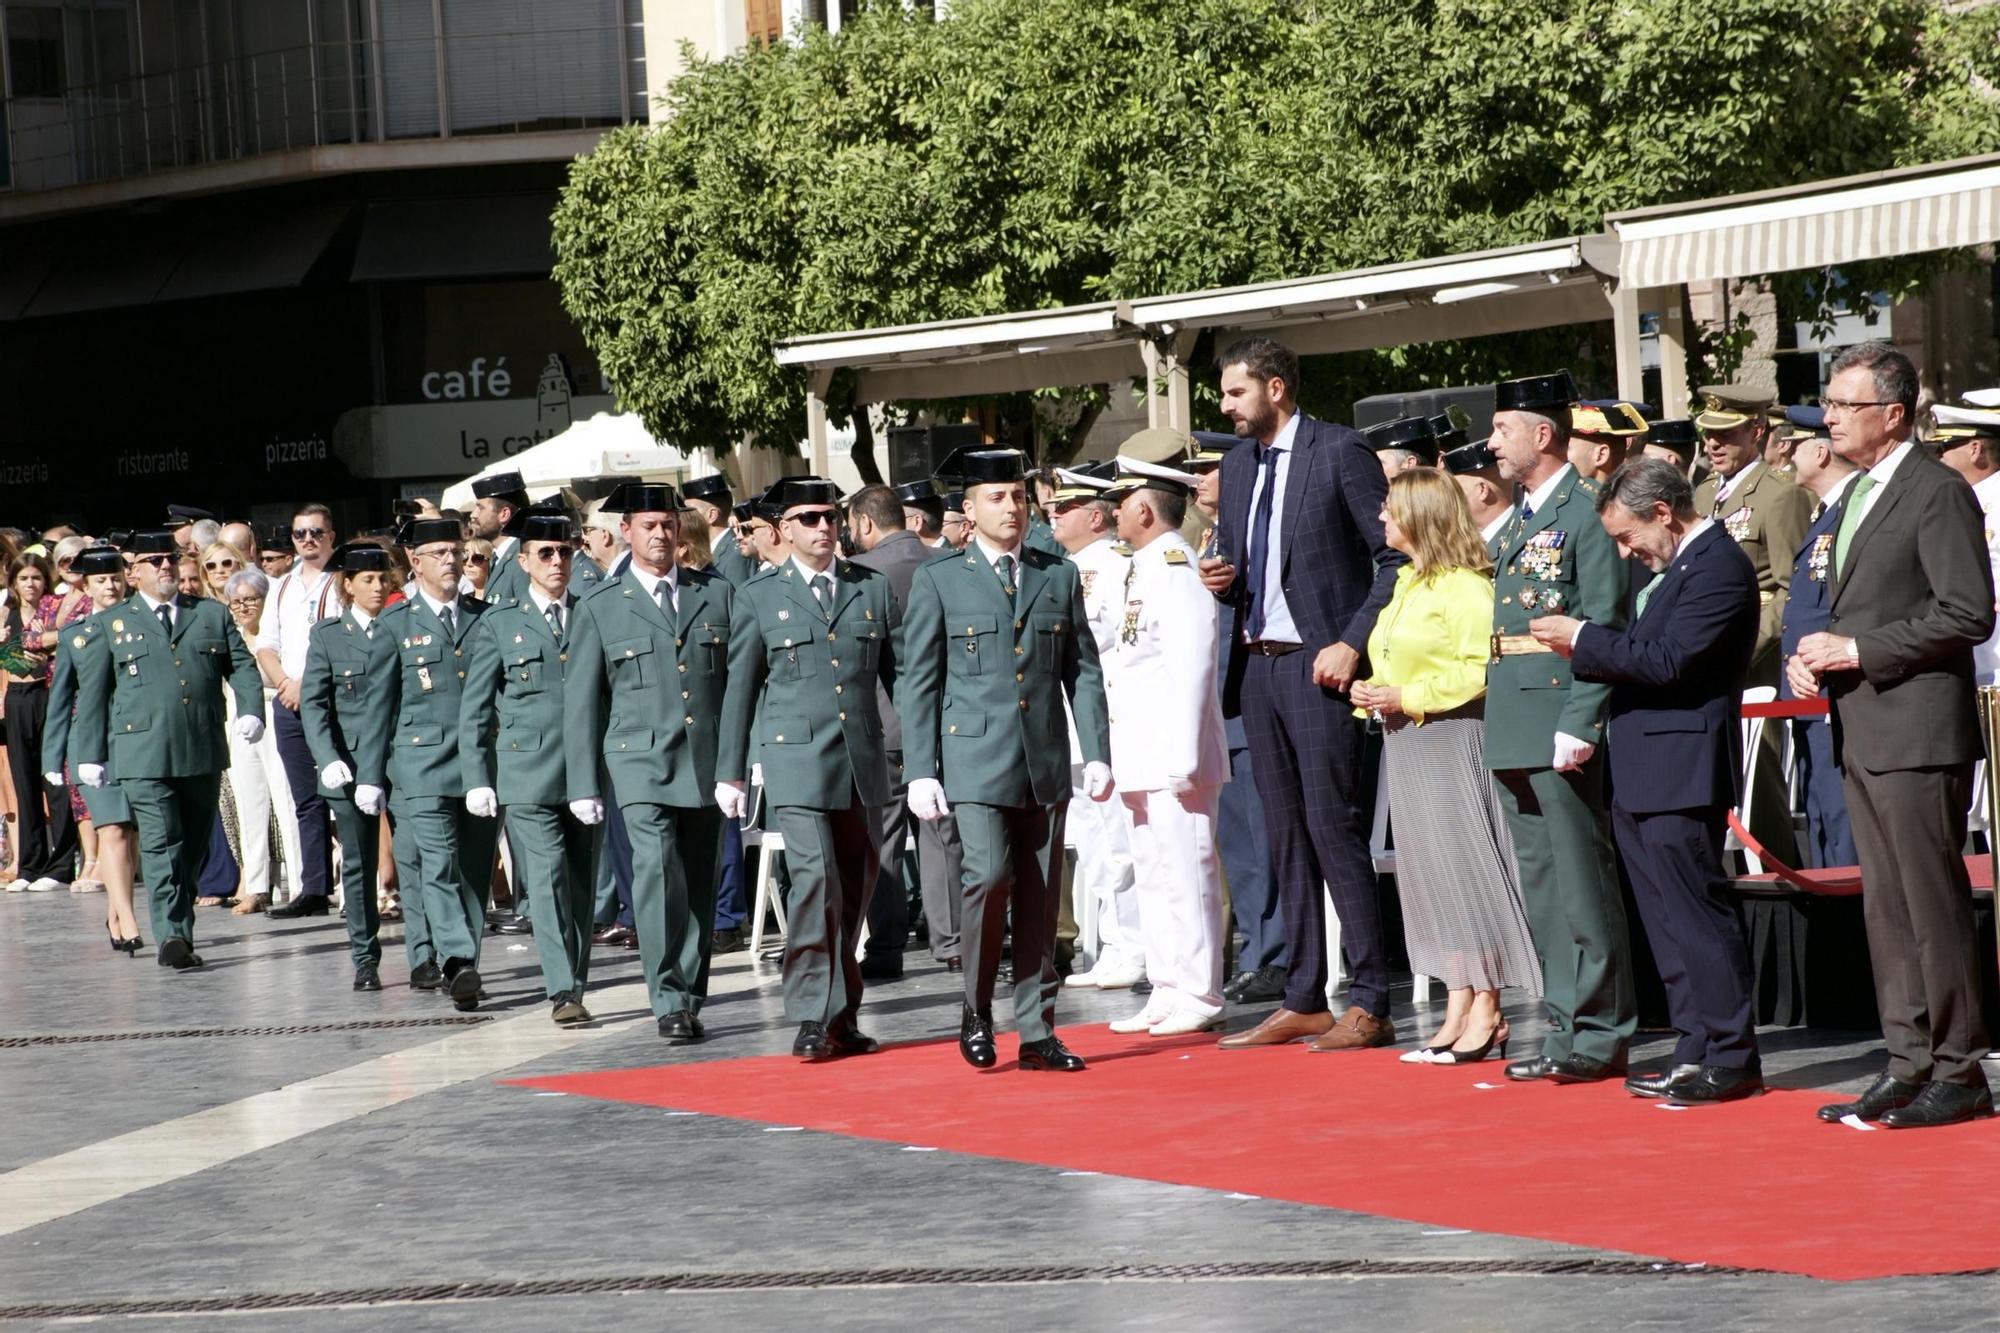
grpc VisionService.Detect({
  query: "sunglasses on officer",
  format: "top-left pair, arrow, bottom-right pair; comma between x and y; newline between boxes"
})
525,544 -> 572,562
785,508 -> 838,528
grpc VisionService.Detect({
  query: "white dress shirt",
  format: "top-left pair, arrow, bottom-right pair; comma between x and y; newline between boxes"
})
1481,511 -> 1512,548
1849,437 -> 1916,530
629,563 -> 679,613
137,589 -> 176,630
789,555 -> 838,602
419,589 -> 462,626
256,563 -> 337,679
1520,463 -> 1573,521
1243,410 -> 1302,644
1710,458 -> 1762,510
526,586 -> 572,635
350,606 -> 377,636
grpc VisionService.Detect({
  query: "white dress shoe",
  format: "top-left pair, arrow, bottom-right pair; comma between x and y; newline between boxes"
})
26,877 -> 64,893
1063,965 -> 1106,989
4,879 -> 29,893
1149,1007 -> 1224,1037
1090,960 -> 1148,989
1109,1001 -> 1170,1034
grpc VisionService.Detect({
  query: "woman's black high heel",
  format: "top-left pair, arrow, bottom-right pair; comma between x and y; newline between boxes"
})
1440,1023 -> 1509,1064
107,924 -> 122,953
123,936 -> 143,954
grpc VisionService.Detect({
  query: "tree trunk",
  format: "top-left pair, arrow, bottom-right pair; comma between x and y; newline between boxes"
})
844,392 -> 884,486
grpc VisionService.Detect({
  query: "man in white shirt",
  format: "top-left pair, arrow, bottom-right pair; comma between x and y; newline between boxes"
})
259,503 -> 340,918
1929,406 -> 2000,683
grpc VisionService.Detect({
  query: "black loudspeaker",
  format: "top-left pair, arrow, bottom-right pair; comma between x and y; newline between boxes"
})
889,422 -> 986,484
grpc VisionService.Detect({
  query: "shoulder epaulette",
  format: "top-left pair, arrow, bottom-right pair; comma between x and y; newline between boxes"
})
1162,548 -> 1189,565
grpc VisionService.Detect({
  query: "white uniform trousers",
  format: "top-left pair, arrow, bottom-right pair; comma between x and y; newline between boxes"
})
1119,783 -> 1225,1015
1069,761 -> 1143,970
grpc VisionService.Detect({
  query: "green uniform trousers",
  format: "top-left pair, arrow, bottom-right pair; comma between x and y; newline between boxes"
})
623,802 -> 722,1018
774,791 -> 879,1029
956,800 -> 1067,1043
504,803 -> 600,1000
388,794 -> 497,969
329,796 -> 381,967
123,774 -> 220,948
1494,759 -> 1636,1065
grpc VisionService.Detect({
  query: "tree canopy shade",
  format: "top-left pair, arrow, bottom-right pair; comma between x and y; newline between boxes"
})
550,0 -> 2000,468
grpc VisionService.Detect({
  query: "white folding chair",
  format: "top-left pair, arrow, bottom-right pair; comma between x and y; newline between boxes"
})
1364,759 -> 1429,1005
1729,686 -> 1778,874
744,783 -> 789,955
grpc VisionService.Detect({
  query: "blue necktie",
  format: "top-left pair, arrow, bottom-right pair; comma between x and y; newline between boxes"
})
1243,446 -> 1280,639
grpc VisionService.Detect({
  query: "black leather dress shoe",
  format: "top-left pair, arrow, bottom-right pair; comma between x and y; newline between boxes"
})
551,993 -> 591,1025
1817,1072 -> 1925,1123
266,895 -> 330,919
1880,1081 -> 1995,1129
828,1026 -> 880,1057
959,1004 -> 996,1069
1222,970 -> 1259,1003
1505,1055 -> 1558,1082
1018,1036 -> 1087,1072
1543,1054 -> 1627,1084
157,937 -> 204,970
859,954 -> 904,982
658,1011 -> 702,1044
490,912 -> 532,936
793,1021 -> 834,1061
712,927 -> 747,954
942,956 -> 963,974
1625,1063 -> 1702,1099
592,923 -> 635,947
409,960 -> 443,990
1665,1065 -> 1763,1105
1225,965 -> 1286,1004
444,960 -> 481,1012
353,962 -> 382,992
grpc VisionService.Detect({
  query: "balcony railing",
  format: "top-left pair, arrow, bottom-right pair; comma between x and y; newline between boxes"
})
1,22 -> 642,194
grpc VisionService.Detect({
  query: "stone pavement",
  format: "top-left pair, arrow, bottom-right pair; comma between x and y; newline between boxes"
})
2,890 -> 1996,1330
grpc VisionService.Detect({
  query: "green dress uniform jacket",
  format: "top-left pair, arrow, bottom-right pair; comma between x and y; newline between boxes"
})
70,593 -> 263,947
564,564 -> 745,1019
1694,461 -> 1813,680
461,590 -> 601,1001
712,527 -> 756,587
483,536 -> 528,608
1484,467 -> 1635,1067
376,593 -> 497,970
898,542 -> 1109,1043
43,620 -> 132,826
718,558 -> 900,1029
300,609 -> 399,966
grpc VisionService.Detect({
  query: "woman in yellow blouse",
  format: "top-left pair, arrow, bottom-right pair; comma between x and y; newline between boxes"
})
1351,469 -> 1542,1064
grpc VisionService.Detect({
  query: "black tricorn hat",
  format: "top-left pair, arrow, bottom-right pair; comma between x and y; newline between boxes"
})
334,542 -> 395,573
935,446 -> 1027,487
1363,416 -> 1439,463
731,499 -> 761,525
398,518 -> 463,549
894,478 -> 942,505
166,504 -> 217,525
259,526 -> 290,552
1441,439 -> 1499,475
602,482 -> 681,515
128,530 -> 178,557
1428,413 -> 1469,453
1647,419 -> 1700,455
942,490 -> 966,511
105,529 -> 134,550
763,476 -> 843,512
1493,371 -> 1578,414
74,545 -> 124,576
470,471 -> 530,502
681,475 -> 732,506
519,509 -> 576,542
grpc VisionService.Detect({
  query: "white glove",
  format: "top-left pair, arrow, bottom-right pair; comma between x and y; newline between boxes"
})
235,715 -> 265,744
751,762 -> 764,788
1083,760 -> 1114,801
320,760 -> 353,790
569,797 -> 605,826
79,763 -> 106,788
1165,773 -> 1195,797
44,770 -> 64,788
907,777 -> 951,822
354,784 -> 385,816
714,780 -> 748,820
466,786 -> 498,819
1552,731 -> 1596,773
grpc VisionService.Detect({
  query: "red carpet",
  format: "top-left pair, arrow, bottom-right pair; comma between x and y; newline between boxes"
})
510,1028 -> 2000,1281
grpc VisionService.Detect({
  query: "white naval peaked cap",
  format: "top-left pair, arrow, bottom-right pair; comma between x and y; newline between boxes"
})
1962,388 -> 2000,408
1105,455 -> 1202,496
1933,403 -> 2000,430
1053,466 -> 1114,491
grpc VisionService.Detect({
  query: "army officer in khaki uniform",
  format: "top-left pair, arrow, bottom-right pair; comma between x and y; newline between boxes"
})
717,476 -> 899,1061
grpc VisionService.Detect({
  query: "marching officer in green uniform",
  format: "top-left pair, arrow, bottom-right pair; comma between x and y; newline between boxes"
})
299,543 -> 402,992
71,530 -> 264,971
565,482 -> 746,1043
1482,372 -> 1636,1084
900,448 -> 1113,1073
378,517 -> 497,1009
684,474 -> 755,585
716,476 -> 899,1060
462,509 -> 600,1025
470,471 -> 532,608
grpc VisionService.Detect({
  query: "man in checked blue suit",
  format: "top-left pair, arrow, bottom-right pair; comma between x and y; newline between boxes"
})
1197,337 -> 1406,1052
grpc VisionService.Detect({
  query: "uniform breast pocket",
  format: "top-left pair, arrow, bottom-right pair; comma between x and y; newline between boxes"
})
1031,614 -> 1069,672
508,644 -> 547,694
763,624 -> 815,681
853,626 -> 882,672
697,621 -> 728,677
114,637 -> 154,683
947,614 -> 998,677
334,662 -> 368,697
607,637 -> 655,689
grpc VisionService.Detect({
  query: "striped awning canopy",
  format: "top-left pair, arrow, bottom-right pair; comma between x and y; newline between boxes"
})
1609,154 -> 2000,288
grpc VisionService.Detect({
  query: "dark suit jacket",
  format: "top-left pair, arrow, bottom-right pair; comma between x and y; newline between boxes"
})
851,529 -> 935,754
1571,524 -> 1759,813
1777,489 -> 1846,699
1215,413 -> 1404,714
1826,446 -> 1995,772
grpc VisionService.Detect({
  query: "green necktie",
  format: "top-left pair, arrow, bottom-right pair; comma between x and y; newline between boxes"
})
1833,474 -> 1878,579
1635,572 -> 1665,618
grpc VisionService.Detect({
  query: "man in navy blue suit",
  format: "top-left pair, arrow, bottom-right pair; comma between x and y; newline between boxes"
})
1197,337 -> 1405,1051
1776,408 -> 1859,869
1529,457 -> 1764,1104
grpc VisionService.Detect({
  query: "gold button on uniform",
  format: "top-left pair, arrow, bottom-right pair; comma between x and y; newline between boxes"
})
1014,672 -> 1023,682
775,733 -> 785,742
684,716 -> 694,725
1018,700 -> 1028,710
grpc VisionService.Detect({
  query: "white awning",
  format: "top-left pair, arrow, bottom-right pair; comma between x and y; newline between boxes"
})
439,411 -> 688,509
1610,153 -> 2000,288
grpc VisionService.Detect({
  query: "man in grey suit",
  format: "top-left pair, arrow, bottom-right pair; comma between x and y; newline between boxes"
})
1790,341 -> 1996,1129
848,484 -> 964,979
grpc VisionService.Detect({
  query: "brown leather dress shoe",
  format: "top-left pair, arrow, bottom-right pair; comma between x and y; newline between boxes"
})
1217,1008 -> 1335,1049
1306,1006 -> 1395,1052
